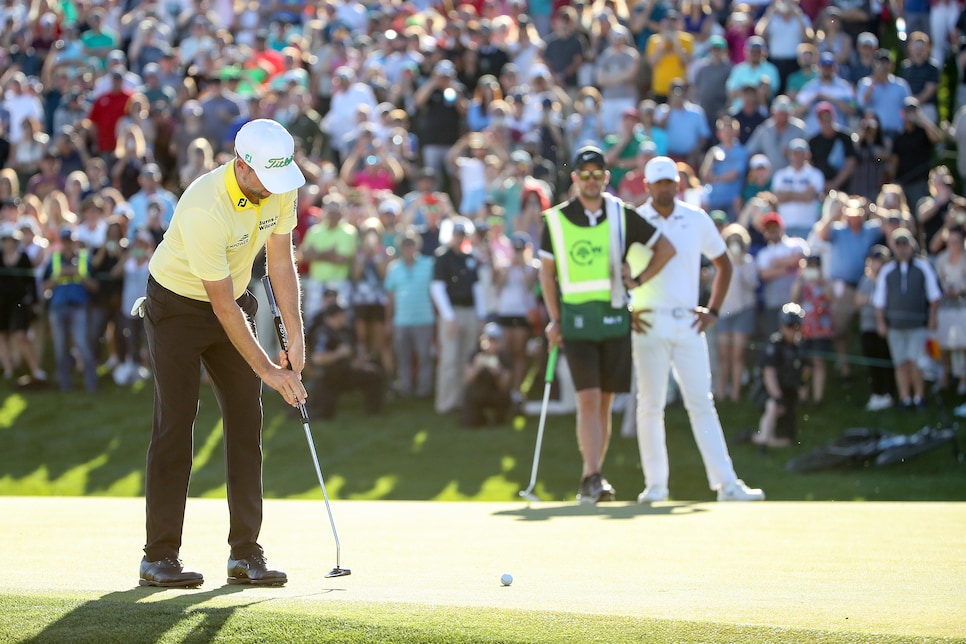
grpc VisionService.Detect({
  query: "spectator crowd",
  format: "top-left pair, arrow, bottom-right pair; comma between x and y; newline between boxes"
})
1,0 -> 966,421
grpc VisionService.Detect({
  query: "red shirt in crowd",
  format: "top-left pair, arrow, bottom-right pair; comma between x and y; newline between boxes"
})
88,88 -> 133,154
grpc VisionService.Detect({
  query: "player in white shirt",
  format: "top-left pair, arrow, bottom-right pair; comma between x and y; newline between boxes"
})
628,157 -> 765,503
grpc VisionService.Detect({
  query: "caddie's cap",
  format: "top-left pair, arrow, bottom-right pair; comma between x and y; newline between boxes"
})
644,156 -> 680,184
234,119 -> 306,194
573,145 -> 606,169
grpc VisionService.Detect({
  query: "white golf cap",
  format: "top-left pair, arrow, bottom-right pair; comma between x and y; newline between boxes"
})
234,119 -> 306,194
644,156 -> 680,184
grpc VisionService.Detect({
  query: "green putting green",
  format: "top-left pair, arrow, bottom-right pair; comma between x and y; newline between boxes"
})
3,497 -> 964,642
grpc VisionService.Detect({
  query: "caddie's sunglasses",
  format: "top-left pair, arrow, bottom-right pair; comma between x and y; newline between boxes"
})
577,169 -> 605,181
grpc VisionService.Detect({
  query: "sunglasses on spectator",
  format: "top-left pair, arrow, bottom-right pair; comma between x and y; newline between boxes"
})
577,169 -> 605,181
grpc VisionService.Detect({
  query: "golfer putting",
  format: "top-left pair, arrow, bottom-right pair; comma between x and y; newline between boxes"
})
139,119 -> 307,588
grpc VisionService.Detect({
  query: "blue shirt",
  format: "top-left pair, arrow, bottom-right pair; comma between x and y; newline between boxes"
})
705,142 -> 749,210
856,76 -> 911,133
828,220 -> 882,284
384,254 -> 436,326
660,103 -> 710,156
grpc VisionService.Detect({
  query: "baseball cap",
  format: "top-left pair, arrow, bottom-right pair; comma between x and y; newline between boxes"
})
449,216 -> 474,236
510,150 -> 532,167
511,232 -> 531,250
779,302 -> 805,326
750,154 -> 771,169
788,138 -> 809,152
708,34 -> 727,49
746,36 -> 766,50
815,101 -> 835,116
573,145 -> 606,169
644,156 -> 680,184
772,95 -> 793,113
857,32 -> 878,47
143,62 -> 160,76
234,119 -> 306,194
638,139 -> 658,156
140,163 -> 162,179
761,212 -> 784,228
866,244 -> 891,260
892,228 -> 914,244
819,51 -> 836,66
378,199 -> 402,216
903,96 -> 920,110
434,60 -> 457,77
709,210 -> 728,226
874,48 -> 893,62
482,322 -> 503,339
59,227 -> 78,241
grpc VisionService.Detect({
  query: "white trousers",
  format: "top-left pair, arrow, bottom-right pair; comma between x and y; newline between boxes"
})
632,311 -> 738,491
435,306 -> 480,414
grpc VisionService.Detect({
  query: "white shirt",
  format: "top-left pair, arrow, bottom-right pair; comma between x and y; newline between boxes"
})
629,199 -> 726,311
772,164 -> 824,232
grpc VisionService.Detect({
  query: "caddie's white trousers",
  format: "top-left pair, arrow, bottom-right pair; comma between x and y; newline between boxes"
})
632,309 -> 739,491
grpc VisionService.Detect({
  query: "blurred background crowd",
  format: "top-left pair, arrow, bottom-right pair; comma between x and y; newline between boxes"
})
1,0 -> 965,422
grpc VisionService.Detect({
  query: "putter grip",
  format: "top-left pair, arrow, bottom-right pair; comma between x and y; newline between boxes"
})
544,345 -> 558,384
261,275 -> 290,365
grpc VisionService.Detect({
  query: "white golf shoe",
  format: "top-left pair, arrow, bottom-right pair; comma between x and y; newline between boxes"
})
717,479 -> 765,502
637,485 -> 669,504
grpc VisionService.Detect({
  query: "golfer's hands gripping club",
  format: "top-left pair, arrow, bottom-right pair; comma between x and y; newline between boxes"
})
272,334 -> 307,409
260,275 -> 307,409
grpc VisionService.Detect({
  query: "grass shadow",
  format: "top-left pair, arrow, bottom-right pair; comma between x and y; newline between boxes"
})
21,584 -> 266,644
493,501 -> 707,522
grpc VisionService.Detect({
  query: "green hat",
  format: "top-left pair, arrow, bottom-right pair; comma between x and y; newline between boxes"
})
709,210 -> 728,225
708,35 -> 727,49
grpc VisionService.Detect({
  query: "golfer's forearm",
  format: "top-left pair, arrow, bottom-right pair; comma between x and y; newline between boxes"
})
216,304 -> 275,377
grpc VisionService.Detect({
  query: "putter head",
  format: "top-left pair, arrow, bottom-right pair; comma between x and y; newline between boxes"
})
518,490 -> 540,503
325,567 -> 351,578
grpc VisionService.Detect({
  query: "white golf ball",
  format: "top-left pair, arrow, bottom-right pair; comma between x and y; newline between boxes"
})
501,573 -> 512,586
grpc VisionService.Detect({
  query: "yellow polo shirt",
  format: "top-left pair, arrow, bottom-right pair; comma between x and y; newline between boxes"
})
149,163 -> 297,301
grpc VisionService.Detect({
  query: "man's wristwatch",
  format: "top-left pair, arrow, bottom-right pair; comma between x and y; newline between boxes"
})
706,307 -> 719,317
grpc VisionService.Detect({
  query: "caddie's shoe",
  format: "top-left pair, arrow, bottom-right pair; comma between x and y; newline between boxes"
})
139,556 -> 204,588
637,485 -> 669,504
227,553 -> 287,586
576,473 -> 604,505
598,476 -> 616,502
717,479 -> 765,502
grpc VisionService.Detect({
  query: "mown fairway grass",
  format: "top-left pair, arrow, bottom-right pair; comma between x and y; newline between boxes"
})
0,374 -> 963,502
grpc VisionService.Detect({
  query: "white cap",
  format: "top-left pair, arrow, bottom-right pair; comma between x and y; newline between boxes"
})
644,156 -> 680,184
234,119 -> 306,194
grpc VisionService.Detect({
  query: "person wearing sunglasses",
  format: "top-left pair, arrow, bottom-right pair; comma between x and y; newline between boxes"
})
538,145 -> 676,505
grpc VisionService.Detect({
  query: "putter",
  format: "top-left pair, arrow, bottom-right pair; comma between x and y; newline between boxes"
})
518,345 -> 559,503
262,276 -> 351,578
